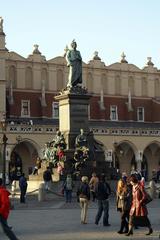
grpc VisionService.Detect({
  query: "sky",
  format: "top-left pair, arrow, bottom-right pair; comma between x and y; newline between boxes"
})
1,0 -> 160,68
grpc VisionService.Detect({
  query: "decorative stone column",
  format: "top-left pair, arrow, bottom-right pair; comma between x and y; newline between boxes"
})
136,150 -> 143,172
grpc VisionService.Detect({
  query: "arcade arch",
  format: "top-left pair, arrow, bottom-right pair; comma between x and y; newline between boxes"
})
143,141 -> 160,180
114,141 -> 137,176
9,139 -> 41,179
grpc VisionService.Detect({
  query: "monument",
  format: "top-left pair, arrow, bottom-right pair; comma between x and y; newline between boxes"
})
55,40 -> 106,177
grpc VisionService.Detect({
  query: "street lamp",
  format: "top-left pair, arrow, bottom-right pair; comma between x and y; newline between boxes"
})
0,113 -> 8,186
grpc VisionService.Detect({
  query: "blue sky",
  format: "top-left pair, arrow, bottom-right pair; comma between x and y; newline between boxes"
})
1,0 -> 160,68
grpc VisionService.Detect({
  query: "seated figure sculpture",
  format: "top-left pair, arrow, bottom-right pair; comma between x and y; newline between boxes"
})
75,128 -> 87,148
74,129 -> 89,173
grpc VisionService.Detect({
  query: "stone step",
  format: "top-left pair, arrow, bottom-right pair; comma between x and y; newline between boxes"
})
29,167 -> 60,182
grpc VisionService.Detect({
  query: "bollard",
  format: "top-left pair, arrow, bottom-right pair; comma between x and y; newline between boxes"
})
38,183 -> 45,202
149,180 -> 157,199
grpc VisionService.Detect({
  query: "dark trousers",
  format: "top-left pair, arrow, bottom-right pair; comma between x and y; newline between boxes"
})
91,191 -> 96,202
0,214 -> 19,240
65,190 -> 72,202
130,215 -> 151,228
119,210 -> 129,231
95,199 -> 109,225
20,187 -> 27,203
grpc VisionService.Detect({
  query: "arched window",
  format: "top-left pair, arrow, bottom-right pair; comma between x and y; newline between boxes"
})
101,74 -> 108,94
9,65 -> 17,88
25,67 -> 33,89
57,69 -> 64,90
41,68 -> 49,90
128,76 -> 135,95
115,75 -> 121,95
155,78 -> 160,98
141,77 -> 148,96
86,72 -> 93,92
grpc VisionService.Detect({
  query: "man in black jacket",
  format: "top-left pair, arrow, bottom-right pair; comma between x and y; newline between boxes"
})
95,174 -> 111,226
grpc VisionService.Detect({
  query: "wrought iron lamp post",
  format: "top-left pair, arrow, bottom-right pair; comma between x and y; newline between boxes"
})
1,114 -> 8,186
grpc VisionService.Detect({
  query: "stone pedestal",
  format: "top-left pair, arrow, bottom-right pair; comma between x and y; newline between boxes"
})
55,91 -> 91,149
55,88 -> 106,177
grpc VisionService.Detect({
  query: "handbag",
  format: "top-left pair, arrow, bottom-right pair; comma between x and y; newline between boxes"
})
144,192 -> 152,204
140,187 -> 152,205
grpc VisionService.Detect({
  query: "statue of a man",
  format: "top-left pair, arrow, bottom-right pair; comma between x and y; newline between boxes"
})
66,40 -> 82,88
0,17 -> 3,32
75,129 -> 87,148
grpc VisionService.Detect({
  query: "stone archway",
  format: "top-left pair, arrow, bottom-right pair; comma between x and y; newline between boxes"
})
143,141 -> 160,180
10,140 -> 40,179
115,141 -> 136,176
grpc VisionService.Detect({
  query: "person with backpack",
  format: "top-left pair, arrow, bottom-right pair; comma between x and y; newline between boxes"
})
63,174 -> 73,203
95,174 -> 111,226
0,178 -> 19,240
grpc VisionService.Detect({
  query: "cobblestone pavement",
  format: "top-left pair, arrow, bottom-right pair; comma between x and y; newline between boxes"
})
1,193 -> 159,240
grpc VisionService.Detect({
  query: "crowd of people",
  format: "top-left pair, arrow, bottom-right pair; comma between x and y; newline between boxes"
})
61,171 -> 154,237
0,168 -> 156,239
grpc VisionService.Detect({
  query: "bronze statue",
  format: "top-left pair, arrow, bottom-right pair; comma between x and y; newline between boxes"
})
66,40 -> 82,88
75,128 -> 87,148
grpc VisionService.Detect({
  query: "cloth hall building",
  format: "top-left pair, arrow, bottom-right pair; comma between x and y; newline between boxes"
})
0,19 -> 160,181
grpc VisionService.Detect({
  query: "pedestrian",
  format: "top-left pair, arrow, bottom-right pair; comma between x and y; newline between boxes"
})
43,166 -> 52,190
32,165 -> 38,175
11,180 -> 16,197
0,178 -> 19,240
89,172 -> 99,202
19,173 -> 28,203
78,176 -> 90,224
63,174 -> 74,203
116,178 -> 132,234
95,174 -> 111,226
126,175 -> 153,236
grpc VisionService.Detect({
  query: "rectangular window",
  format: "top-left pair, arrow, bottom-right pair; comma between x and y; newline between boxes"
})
110,105 -> 118,121
52,102 -> 59,118
137,107 -> 144,122
21,100 -> 30,117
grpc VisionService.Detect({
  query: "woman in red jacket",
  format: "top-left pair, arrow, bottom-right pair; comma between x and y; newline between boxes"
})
0,178 -> 19,240
126,175 -> 153,236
